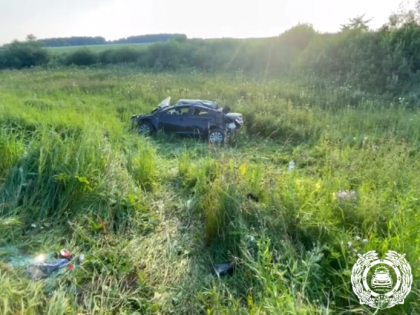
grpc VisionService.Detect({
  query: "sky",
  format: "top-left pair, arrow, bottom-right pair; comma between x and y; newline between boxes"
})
0,0 -> 411,45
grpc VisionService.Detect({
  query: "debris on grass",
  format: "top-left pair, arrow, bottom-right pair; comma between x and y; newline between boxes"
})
60,249 -> 73,260
4,248 -> 85,280
336,190 -> 357,201
288,160 -> 296,172
213,263 -> 235,277
27,259 -> 72,280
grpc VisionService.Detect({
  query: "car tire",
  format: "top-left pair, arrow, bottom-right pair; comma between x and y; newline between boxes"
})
138,121 -> 155,136
208,128 -> 225,144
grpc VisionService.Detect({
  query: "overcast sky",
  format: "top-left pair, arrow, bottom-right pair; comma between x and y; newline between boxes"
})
0,0 -> 410,44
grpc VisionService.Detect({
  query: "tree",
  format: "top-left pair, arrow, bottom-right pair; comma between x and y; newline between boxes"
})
340,14 -> 372,32
26,34 -> 37,42
385,1 -> 420,29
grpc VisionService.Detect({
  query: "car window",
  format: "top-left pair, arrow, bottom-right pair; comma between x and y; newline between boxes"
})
162,106 -> 190,115
192,108 -> 210,116
163,109 -> 178,115
179,107 -> 190,115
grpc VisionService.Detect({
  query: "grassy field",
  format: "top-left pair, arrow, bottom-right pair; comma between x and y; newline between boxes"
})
0,66 -> 419,314
46,43 -> 152,54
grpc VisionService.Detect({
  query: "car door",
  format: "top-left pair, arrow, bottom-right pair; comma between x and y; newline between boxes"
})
157,106 -> 191,134
184,106 -> 214,136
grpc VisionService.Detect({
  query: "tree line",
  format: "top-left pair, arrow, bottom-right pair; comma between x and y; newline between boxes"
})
109,34 -> 187,44
40,36 -> 106,47
1,3 -> 420,98
1,34 -> 187,48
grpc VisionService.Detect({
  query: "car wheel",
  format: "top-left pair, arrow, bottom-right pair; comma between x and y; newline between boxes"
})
209,129 -> 225,144
138,121 -> 154,136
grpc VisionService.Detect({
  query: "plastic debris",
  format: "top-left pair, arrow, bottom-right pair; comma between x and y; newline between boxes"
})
6,251 -> 55,269
60,249 -> 72,260
336,190 -> 357,201
288,161 -> 296,172
186,199 -> 194,210
5,248 -> 83,280
213,263 -> 234,277
26,259 -> 71,280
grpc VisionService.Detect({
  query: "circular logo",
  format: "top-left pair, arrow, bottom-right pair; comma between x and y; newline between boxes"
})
351,250 -> 413,309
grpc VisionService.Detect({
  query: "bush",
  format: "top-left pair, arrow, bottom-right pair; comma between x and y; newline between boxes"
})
0,39 -> 50,69
99,48 -> 143,64
65,48 -> 98,66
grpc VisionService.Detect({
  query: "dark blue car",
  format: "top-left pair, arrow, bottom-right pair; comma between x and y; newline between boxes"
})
131,97 -> 243,144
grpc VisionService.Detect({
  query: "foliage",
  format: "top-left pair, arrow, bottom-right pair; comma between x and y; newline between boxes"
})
0,36 -> 49,69
64,48 -> 98,66
109,33 -> 187,44
39,36 -> 106,47
30,34 -> 187,48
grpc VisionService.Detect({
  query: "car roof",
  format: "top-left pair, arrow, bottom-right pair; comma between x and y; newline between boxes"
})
176,99 -> 219,109
162,104 -> 217,112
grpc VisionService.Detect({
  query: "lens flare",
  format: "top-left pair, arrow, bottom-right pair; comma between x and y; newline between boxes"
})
34,254 -> 46,263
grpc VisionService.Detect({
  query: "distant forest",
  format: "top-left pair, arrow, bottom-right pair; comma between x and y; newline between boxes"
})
36,34 -> 187,47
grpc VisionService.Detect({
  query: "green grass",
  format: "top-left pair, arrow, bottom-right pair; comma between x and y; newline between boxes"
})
46,42 -> 152,54
0,66 -> 419,314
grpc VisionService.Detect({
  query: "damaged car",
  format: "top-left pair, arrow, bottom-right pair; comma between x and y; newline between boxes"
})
131,97 -> 243,144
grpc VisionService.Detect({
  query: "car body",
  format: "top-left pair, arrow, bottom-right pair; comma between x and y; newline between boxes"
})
371,269 -> 393,289
131,97 -> 243,144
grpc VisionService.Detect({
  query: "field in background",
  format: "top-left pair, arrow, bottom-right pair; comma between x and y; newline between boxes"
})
0,67 -> 419,314
46,42 -> 152,54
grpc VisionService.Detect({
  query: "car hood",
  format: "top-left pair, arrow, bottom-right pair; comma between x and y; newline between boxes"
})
131,113 -> 152,121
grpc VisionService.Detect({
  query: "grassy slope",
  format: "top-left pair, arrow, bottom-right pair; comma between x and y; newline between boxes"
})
0,67 -> 419,314
46,43 -> 151,54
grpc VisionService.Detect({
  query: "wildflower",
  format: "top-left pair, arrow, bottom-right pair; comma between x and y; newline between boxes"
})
348,242 -> 353,248
355,236 -> 361,242
362,239 -> 369,245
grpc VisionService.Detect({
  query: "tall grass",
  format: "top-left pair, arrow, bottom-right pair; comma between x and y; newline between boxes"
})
0,67 -> 419,314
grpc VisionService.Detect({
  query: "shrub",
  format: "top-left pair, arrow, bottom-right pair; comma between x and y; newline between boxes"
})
65,48 -> 98,66
0,39 -> 49,69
